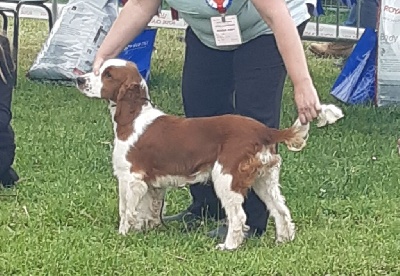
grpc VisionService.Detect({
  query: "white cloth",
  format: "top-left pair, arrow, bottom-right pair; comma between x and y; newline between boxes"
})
316,104 -> 345,127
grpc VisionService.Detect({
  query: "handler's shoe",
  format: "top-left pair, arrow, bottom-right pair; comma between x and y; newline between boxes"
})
0,167 -> 19,188
309,42 -> 354,58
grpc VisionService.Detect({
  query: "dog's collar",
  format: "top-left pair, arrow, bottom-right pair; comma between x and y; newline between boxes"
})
141,97 -> 155,107
108,98 -> 154,108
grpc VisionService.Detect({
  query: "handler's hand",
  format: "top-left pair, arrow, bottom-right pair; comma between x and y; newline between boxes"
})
294,81 -> 322,125
93,55 -> 106,76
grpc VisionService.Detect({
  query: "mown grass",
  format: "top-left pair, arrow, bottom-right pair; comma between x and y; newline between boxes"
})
0,19 -> 399,275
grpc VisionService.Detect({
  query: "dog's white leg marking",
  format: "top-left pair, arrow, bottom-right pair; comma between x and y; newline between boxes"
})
118,179 -> 129,235
212,162 -> 247,251
125,175 -> 149,232
253,156 -> 295,243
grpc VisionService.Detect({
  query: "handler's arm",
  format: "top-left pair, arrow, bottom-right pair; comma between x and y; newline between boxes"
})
93,0 -> 161,74
250,0 -> 312,88
251,0 -> 321,124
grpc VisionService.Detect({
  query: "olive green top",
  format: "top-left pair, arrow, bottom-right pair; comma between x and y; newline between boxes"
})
165,0 -> 310,50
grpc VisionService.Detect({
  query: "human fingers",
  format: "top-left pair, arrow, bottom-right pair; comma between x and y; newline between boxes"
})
303,108 -> 314,123
309,105 -> 319,119
298,113 -> 307,125
92,57 -> 104,76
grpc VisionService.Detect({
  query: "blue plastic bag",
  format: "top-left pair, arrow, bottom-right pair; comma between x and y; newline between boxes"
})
331,28 -> 377,105
314,0 -> 325,17
117,29 -> 158,82
307,0 -> 325,17
340,0 -> 357,8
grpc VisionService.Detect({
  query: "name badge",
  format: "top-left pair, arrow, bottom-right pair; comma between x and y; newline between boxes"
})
211,15 -> 242,47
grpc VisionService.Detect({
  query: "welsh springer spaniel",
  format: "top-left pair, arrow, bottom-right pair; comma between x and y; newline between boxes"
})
75,59 -> 342,250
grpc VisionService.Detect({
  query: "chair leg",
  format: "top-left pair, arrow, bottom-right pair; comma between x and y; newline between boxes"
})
0,11 -> 8,35
11,2 -> 55,86
17,3 -> 54,33
38,3 -> 53,32
10,8 -> 19,87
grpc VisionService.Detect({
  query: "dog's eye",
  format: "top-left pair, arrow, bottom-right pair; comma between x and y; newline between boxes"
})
104,71 -> 112,78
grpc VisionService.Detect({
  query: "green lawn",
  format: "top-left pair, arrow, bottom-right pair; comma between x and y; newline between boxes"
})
1,19 -> 399,275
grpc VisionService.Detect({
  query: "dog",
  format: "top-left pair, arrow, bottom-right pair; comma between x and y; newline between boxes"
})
75,59 -> 343,250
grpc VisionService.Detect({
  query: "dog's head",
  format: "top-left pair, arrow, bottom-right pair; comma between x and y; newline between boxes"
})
75,59 -> 149,103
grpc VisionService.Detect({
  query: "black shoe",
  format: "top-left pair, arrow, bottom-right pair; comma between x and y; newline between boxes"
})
9,167 -> 19,182
0,167 -> 19,188
163,210 -> 202,232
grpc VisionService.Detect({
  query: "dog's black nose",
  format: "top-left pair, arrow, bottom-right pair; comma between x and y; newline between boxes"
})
76,77 -> 85,86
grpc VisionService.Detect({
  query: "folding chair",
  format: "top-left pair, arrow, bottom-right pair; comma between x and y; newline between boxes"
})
0,0 -> 53,86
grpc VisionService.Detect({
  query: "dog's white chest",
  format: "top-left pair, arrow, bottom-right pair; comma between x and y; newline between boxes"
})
112,139 -> 133,177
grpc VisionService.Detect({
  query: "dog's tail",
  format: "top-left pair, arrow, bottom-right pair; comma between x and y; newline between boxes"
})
264,119 -> 310,152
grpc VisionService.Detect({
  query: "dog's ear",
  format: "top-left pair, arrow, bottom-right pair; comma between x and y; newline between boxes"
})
116,84 -> 127,102
127,82 -> 140,92
114,81 -> 142,126
117,81 -> 141,102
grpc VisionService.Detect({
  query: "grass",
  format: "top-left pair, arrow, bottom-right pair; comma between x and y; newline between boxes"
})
1,18 -> 400,275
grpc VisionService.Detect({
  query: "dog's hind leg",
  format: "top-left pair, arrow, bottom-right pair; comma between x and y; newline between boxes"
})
253,156 -> 295,244
212,162 -> 248,251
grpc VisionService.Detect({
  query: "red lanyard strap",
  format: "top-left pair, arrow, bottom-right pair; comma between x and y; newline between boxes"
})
214,0 -> 226,14
171,8 -> 179,20
206,0 -> 232,15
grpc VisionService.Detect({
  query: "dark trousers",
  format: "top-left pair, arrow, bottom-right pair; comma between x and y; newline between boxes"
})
0,34 -> 17,187
360,0 -> 379,29
181,21 -> 308,233
0,145 -> 16,185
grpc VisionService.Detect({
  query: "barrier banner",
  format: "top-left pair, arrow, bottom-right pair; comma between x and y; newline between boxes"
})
376,0 -> 400,106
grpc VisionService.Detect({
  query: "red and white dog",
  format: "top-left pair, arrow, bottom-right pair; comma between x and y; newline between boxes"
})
75,59 -> 343,250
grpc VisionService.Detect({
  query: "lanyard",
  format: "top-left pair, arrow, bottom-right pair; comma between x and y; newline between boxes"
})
213,0 -> 227,14
206,0 -> 232,21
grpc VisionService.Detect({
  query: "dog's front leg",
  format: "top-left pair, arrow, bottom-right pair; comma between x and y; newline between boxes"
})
125,176 -> 148,232
118,178 -> 129,235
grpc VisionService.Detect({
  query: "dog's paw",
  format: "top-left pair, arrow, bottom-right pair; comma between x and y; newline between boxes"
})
118,222 -> 130,236
216,242 -> 240,251
216,243 -> 229,251
275,222 -> 295,244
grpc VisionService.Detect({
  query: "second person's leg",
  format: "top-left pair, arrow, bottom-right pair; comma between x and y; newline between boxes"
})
164,27 -> 234,224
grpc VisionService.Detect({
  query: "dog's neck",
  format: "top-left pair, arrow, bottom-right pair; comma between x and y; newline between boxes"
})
111,99 -> 156,141
108,100 -> 117,135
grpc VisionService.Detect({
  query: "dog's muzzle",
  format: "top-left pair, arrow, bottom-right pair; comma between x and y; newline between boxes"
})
76,76 -> 86,87
76,77 -> 86,86
75,76 -> 92,94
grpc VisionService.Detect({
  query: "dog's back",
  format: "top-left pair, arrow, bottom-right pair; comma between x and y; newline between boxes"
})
125,113 -> 308,182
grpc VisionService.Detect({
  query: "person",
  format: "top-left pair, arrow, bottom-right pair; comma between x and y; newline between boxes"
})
309,0 -> 379,58
92,0 -> 322,239
0,34 -> 19,188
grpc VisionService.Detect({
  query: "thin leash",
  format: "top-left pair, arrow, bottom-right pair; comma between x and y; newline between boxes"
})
141,97 -> 156,108
159,193 -> 169,229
